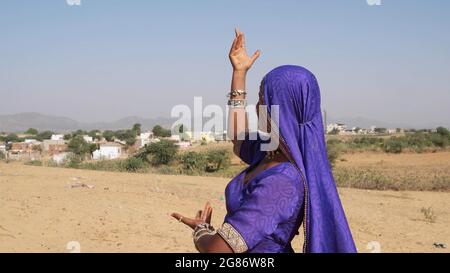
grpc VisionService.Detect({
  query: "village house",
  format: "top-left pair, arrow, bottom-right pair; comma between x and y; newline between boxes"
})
326,123 -> 347,134
43,139 -> 68,155
51,134 -> 64,141
92,142 -> 123,160
82,135 -> 94,143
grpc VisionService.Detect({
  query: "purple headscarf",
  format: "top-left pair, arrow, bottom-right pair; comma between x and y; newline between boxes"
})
262,65 -> 356,253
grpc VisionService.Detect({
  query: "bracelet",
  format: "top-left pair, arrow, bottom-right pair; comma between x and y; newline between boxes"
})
227,90 -> 247,98
227,99 -> 247,108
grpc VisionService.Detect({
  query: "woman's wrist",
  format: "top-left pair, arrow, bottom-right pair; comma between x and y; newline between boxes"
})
232,69 -> 247,77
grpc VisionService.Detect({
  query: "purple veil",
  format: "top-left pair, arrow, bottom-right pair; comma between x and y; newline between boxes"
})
262,65 -> 356,253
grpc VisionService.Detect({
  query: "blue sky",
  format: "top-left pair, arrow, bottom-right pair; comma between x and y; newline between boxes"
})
0,0 -> 449,127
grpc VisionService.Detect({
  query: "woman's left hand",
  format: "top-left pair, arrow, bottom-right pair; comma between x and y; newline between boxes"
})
171,202 -> 213,229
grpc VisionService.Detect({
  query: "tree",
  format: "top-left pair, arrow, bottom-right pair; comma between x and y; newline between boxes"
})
374,128 -> 387,134
36,131 -> 53,141
25,128 -> 38,135
67,136 -> 91,160
102,130 -> 115,142
152,125 -> 171,137
63,134 -> 72,140
114,129 -> 136,147
436,127 -> 450,137
4,133 -> 20,143
132,123 -> 142,135
135,140 -> 178,165
88,130 -> 101,140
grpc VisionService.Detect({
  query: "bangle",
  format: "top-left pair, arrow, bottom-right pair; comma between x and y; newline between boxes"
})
227,99 -> 246,108
227,90 -> 247,98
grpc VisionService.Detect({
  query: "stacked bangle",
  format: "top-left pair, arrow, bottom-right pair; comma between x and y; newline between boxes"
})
227,99 -> 247,108
227,89 -> 247,98
193,223 -> 215,243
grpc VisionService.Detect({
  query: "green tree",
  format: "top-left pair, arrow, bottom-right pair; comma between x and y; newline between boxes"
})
25,128 -> 38,135
67,136 -> 91,160
114,130 -> 136,147
88,130 -> 101,140
102,130 -> 115,142
374,128 -> 387,134
136,140 -> 178,165
436,127 -> 450,137
132,123 -> 142,135
36,131 -> 53,141
4,133 -> 20,143
152,125 -> 171,137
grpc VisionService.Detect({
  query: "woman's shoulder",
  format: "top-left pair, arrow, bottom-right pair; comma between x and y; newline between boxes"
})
254,162 -> 303,191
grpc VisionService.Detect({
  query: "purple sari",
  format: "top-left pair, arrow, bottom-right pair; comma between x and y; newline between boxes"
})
218,65 -> 356,253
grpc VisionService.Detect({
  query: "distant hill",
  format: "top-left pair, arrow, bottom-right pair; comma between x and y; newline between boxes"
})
0,113 -> 175,133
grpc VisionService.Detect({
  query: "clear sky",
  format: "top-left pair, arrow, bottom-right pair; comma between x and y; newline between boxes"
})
1,0 -> 449,128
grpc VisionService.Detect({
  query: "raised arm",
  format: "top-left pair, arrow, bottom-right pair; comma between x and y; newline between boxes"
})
227,28 -> 260,155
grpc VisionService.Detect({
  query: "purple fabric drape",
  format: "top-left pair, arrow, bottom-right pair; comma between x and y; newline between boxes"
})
262,65 -> 356,253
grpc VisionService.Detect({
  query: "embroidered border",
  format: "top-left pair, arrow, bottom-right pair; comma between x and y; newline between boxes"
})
217,222 -> 248,253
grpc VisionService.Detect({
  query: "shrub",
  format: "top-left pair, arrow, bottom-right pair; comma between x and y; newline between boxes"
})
121,157 -> 146,172
205,149 -> 231,172
326,140 -> 341,168
180,151 -> 207,174
384,137 -> 404,153
141,140 -> 178,165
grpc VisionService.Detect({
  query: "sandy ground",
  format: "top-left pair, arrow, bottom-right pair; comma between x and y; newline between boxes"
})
0,162 -> 449,253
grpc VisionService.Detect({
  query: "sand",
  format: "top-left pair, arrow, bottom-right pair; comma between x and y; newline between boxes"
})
0,162 -> 449,253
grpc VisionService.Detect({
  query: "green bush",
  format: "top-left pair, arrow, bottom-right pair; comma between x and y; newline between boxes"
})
136,140 -> 178,165
205,149 -> 231,172
121,157 -> 146,172
326,140 -> 341,168
384,137 -> 404,153
180,151 -> 207,174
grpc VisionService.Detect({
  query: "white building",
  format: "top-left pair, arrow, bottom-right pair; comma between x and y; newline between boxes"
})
93,143 -> 123,160
82,135 -> 93,143
326,123 -> 347,134
182,131 -> 216,143
137,131 -> 154,148
51,134 -> 64,141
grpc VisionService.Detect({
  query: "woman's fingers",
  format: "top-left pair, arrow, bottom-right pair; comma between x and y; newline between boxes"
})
250,50 -> 261,64
196,210 -> 202,220
205,207 -> 213,224
171,212 -> 197,229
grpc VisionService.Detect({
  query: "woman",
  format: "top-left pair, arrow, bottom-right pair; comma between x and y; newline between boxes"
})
171,28 -> 356,253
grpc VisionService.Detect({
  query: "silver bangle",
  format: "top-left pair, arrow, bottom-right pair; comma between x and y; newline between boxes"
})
227,90 -> 247,98
227,99 -> 246,108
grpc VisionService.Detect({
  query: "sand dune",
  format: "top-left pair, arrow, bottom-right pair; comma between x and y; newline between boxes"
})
0,162 -> 449,253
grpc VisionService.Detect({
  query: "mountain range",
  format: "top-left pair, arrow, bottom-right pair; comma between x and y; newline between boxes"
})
0,113 -> 175,133
0,112 -> 422,133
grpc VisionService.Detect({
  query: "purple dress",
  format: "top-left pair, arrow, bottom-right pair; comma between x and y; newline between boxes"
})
222,134 -> 305,253
217,65 -> 356,253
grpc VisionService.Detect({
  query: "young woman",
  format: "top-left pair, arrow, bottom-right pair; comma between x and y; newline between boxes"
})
171,29 -> 356,253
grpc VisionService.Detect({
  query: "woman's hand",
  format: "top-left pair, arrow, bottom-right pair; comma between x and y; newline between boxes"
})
171,202 -> 212,230
229,28 -> 261,73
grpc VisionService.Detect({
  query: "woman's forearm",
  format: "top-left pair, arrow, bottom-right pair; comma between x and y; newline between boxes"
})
228,70 -> 248,144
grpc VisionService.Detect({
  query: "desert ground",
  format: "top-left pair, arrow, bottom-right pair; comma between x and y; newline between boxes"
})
0,159 -> 449,253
